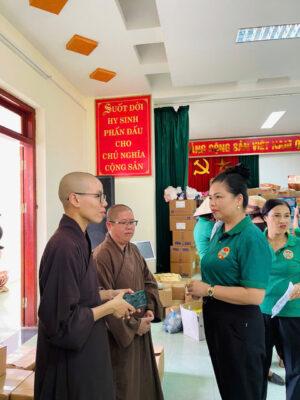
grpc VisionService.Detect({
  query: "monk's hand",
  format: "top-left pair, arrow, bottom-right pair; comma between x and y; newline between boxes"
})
115,288 -> 134,296
137,316 -> 152,336
144,310 -> 154,320
289,283 -> 300,300
110,292 -> 136,319
99,288 -> 134,302
187,280 -> 209,298
99,289 -> 115,302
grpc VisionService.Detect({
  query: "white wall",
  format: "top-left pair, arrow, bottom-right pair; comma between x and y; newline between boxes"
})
259,153 -> 300,188
86,98 -> 156,273
0,14 -> 157,286
0,14 -> 88,264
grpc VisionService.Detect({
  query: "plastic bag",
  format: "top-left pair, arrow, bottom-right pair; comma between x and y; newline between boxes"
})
162,309 -> 183,334
185,186 -> 202,200
164,186 -> 178,202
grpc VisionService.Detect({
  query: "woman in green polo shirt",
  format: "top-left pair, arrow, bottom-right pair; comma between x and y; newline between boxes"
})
187,164 -> 272,400
261,199 -> 300,400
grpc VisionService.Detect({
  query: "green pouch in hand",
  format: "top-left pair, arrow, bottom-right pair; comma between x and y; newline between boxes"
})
123,289 -> 147,309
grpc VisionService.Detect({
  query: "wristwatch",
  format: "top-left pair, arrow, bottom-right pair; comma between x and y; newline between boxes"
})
207,285 -> 214,297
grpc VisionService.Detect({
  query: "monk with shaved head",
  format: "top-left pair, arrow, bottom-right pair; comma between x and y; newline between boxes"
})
94,204 -> 164,400
35,172 -> 135,400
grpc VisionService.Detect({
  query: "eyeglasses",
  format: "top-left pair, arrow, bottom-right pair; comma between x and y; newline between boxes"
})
67,192 -> 106,203
109,220 -> 138,226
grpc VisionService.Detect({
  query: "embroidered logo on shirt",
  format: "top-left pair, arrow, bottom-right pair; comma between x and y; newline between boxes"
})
218,247 -> 230,259
283,249 -> 294,259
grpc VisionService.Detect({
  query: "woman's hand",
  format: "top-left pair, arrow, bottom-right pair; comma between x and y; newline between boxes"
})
187,280 -> 210,297
290,283 -> 300,300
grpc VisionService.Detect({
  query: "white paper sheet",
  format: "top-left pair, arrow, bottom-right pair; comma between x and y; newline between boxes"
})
271,281 -> 294,318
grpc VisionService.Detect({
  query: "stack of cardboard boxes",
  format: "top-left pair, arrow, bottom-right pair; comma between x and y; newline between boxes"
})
169,199 -> 197,278
0,344 -> 35,399
248,187 -> 300,200
156,273 -> 194,315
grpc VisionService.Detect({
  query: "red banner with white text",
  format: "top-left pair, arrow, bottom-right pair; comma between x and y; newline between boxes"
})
96,95 -> 151,177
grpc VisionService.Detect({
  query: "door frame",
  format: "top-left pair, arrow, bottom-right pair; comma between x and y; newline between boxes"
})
0,88 -> 37,326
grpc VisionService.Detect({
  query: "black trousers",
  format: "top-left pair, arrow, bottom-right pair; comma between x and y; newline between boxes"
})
203,297 -> 265,400
263,314 -> 300,400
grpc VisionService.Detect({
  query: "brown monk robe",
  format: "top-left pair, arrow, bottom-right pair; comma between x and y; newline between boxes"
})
94,204 -> 164,400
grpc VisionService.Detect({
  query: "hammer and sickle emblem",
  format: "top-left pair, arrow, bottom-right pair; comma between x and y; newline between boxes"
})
193,159 -> 210,175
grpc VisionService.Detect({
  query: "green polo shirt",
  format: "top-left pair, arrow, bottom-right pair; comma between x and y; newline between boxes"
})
260,231 -> 300,317
193,217 -> 214,259
295,227 -> 300,238
201,216 -> 272,289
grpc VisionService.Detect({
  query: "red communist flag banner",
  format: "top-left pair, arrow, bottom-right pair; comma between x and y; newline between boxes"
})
188,156 -> 239,193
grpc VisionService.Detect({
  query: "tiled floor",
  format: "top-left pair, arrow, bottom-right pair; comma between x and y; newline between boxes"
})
0,328 -> 38,354
151,322 -> 286,400
0,288 -> 286,400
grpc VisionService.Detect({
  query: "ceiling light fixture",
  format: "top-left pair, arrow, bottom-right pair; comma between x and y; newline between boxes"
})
236,23 -> 300,43
261,111 -> 286,129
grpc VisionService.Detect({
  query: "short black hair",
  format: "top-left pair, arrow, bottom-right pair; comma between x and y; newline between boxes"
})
211,163 -> 250,209
261,198 -> 291,217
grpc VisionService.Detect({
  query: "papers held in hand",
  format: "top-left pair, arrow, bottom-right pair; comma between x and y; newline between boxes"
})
271,282 -> 294,318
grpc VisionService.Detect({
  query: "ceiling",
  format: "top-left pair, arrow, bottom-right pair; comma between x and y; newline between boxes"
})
1,0 -> 300,140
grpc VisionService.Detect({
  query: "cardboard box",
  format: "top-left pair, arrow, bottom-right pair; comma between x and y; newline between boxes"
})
278,190 -> 300,198
7,347 -> 36,371
154,273 -> 182,283
180,301 -> 205,341
247,188 -> 278,199
169,200 -> 197,216
169,216 -> 196,231
0,346 -> 6,377
153,346 -> 164,382
248,187 -> 300,201
161,277 -> 190,288
171,262 -> 195,278
10,372 -> 34,400
171,284 -> 186,300
170,246 -> 196,263
172,231 -> 195,246
0,369 -> 32,399
158,288 -> 172,307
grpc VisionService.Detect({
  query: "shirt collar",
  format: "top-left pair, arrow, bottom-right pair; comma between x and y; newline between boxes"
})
222,215 -> 252,236
60,214 -> 85,236
264,229 -> 298,248
107,232 -> 130,253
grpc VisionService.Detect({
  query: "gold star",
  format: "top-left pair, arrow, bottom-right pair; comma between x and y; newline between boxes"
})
216,158 -> 230,171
